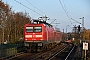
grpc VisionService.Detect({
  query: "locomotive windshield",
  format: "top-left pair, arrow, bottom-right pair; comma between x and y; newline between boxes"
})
26,26 -> 42,32
34,27 -> 42,32
26,27 -> 33,32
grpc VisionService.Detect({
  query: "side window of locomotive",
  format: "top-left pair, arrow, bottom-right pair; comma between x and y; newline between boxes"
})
26,27 -> 33,32
34,27 -> 42,32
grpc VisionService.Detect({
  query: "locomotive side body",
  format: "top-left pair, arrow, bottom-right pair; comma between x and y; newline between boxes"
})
54,31 -> 62,43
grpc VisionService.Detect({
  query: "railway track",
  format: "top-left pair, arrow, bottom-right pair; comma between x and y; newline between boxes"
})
10,42 -> 68,60
30,42 -> 68,60
48,43 -> 77,60
0,42 -> 76,60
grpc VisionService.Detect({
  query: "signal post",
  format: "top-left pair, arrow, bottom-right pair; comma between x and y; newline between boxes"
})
83,42 -> 88,60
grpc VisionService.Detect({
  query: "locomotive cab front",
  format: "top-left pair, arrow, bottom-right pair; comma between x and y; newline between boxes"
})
24,24 -> 46,51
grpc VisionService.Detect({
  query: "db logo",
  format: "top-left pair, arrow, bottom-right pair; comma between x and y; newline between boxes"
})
33,35 -> 36,37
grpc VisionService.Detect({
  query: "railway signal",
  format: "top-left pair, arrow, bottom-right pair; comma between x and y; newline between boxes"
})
78,25 -> 80,32
83,42 -> 88,60
83,42 -> 88,50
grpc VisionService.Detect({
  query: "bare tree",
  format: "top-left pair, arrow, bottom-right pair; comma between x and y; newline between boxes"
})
0,1 -> 31,44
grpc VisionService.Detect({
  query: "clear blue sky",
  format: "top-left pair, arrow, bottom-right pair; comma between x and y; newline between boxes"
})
2,0 -> 90,32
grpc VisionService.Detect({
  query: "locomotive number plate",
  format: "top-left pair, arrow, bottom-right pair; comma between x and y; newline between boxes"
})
38,43 -> 42,46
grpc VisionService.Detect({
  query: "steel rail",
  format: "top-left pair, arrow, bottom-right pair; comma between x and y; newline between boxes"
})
65,45 -> 75,60
48,45 -> 69,60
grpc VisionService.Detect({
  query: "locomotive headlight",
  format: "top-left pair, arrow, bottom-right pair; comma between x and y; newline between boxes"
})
25,39 -> 27,40
25,35 -> 32,38
36,35 -> 42,37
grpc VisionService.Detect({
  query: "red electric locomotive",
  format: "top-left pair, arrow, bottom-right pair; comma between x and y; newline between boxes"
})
24,20 -> 62,52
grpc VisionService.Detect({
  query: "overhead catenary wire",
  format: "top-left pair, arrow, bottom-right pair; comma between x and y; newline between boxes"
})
25,0 -> 44,15
61,0 -> 70,19
14,0 -> 43,16
59,0 -> 81,24
59,0 -> 72,24
71,18 -> 81,24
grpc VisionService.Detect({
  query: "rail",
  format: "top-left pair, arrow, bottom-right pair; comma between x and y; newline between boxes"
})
0,42 -> 71,60
65,44 -> 75,60
48,44 -> 69,60
6,42 -> 67,60
47,43 -> 76,60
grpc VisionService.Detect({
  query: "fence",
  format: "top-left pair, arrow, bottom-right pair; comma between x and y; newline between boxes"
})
0,42 -> 24,58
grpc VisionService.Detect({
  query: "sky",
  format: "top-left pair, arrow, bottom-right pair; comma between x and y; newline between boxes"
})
2,0 -> 90,32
